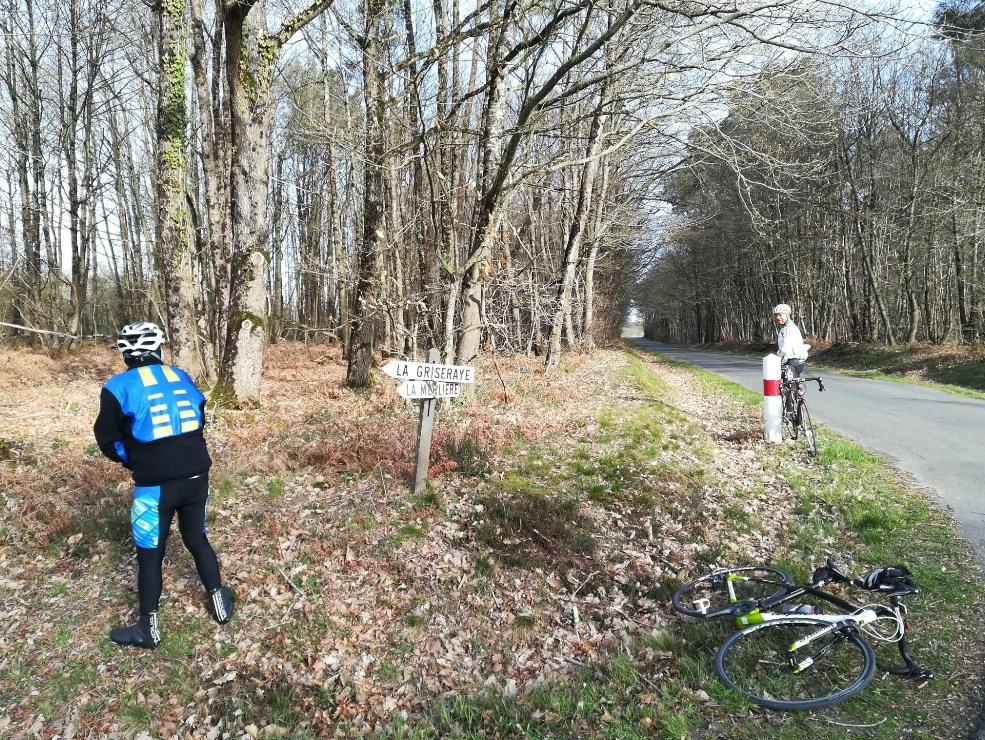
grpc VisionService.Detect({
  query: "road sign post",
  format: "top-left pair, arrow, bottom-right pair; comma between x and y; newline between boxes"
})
382,349 -> 476,494
412,349 -> 441,494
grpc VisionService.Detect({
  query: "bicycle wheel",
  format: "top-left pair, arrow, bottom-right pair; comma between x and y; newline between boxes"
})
798,401 -> 817,456
780,389 -> 798,440
715,617 -> 876,710
672,566 -> 793,619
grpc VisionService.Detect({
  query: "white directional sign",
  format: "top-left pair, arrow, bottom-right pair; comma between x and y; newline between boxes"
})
396,380 -> 463,400
382,360 -> 476,384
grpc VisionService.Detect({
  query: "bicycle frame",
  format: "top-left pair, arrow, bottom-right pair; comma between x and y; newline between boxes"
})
777,368 -> 822,454
780,379 -> 812,419
727,579 -> 859,625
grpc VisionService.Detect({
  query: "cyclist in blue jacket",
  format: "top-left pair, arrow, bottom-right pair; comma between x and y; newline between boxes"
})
93,321 -> 233,649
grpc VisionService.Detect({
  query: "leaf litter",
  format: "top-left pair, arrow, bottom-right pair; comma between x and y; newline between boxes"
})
0,341 -> 977,737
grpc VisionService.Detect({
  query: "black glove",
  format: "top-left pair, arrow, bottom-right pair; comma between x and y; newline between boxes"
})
862,565 -> 911,591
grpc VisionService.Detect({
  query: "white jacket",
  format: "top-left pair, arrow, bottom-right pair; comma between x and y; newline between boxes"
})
777,320 -> 808,362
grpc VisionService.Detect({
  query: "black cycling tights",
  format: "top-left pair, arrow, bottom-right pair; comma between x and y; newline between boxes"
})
135,475 -> 222,614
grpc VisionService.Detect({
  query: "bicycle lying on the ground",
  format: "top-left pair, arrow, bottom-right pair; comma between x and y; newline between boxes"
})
780,363 -> 824,456
672,559 -> 933,710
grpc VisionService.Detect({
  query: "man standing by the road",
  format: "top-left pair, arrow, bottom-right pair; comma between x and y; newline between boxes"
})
773,303 -> 809,378
93,321 -> 233,649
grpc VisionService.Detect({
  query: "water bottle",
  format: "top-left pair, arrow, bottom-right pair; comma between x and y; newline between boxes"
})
782,604 -> 824,615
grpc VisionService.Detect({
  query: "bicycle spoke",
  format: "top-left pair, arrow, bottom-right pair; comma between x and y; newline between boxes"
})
716,619 -> 875,710
673,567 -> 792,618
800,402 -> 818,456
780,397 -> 790,438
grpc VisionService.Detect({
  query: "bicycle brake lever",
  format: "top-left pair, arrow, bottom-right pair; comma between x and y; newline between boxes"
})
818,379 -> 825,392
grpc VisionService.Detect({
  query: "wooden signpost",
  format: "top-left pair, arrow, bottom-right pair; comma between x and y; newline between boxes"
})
382,349 -> 476,493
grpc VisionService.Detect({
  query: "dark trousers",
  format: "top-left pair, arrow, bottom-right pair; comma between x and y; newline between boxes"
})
784,359 -> 805,379
131,475 -> 222,614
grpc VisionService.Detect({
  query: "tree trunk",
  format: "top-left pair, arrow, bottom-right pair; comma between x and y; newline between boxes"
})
63,0 -> 97,346
546,86 -> 607,367
950,200 -> 970,341
189,0 -> 228,376
455,4 -> 509,367
582,163 -> 609,350
346,0 -> 387,386
157,0 -> 204,378
217,3 -> 273,402
2,0 -> 44,334
270,152 -> 286,342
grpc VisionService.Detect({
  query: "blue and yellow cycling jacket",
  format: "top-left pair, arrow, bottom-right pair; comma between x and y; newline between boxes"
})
93,360 -> 211,485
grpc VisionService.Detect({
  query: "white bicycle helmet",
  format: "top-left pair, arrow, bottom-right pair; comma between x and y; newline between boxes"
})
117,321 -> 166,361
773,303 -> 792,316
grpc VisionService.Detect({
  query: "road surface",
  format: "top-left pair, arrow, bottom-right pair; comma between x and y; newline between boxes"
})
629,339 -> 985,559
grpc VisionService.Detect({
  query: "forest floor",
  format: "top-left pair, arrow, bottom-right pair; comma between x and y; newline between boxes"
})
0,340 -> 983,738
697,339 -> 985,396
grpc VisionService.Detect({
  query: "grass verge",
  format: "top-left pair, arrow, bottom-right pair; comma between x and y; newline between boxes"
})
382,349 -> 984,739
2,345 -> 982,738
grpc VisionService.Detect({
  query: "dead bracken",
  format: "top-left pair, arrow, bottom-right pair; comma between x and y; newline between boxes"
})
0,341 -> 981,737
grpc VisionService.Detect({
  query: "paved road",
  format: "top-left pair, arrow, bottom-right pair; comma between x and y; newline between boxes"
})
629,339 -> 985,559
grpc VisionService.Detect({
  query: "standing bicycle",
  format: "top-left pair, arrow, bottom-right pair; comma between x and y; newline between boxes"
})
772,303 -> 821,454
780,362 -> 824,455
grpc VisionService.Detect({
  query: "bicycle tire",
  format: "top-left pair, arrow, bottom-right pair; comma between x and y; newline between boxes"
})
672,566 -> 794,619
715,617 -> 876,710
798,401 -> 817,456
781,389 -> 798,440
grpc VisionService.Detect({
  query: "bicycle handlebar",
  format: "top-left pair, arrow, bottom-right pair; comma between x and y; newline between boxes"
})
801,376 -> 824,391
781,376 -> 824,393
817,558 -> 921,596
779,366 -> 824,392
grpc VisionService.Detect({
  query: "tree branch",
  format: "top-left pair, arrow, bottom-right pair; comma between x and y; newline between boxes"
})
271,0 -> 338,52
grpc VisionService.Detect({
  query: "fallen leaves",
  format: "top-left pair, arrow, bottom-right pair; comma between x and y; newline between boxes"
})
0,343 -> 815,736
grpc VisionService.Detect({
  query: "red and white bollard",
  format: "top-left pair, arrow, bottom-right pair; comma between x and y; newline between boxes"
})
763,353 -> 782,443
